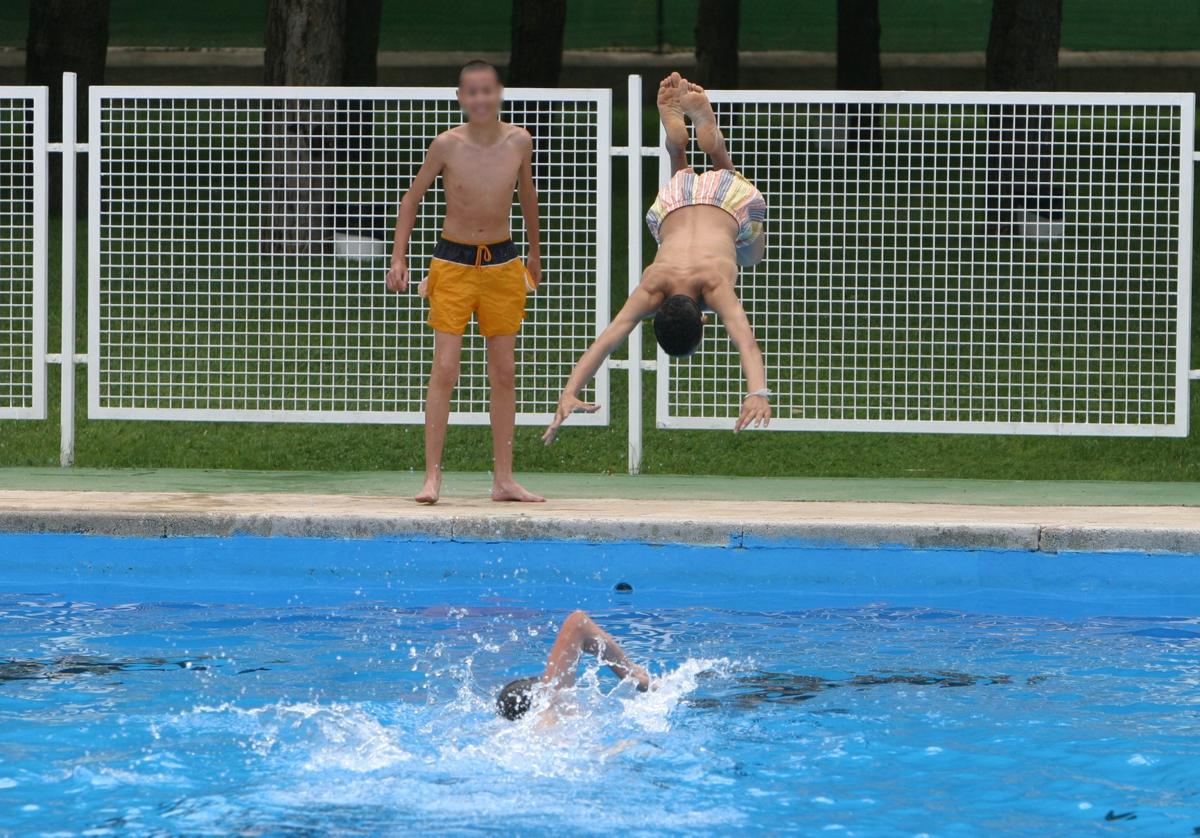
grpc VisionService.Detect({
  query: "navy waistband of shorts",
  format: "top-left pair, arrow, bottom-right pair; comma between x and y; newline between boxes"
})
433,237 -> 518,267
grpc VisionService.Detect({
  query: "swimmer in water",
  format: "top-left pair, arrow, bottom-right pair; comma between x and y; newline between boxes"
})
496,610 -> 651,721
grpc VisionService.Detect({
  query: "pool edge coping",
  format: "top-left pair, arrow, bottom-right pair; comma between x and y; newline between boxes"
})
3,507 -> 1200,555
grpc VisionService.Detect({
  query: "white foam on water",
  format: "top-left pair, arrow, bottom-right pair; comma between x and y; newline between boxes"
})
150,656 -> 747,832
171,699 -> 413,772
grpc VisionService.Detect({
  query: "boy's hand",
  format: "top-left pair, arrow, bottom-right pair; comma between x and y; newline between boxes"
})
734,394 -> 771,433
542,394 -> 601,445
526,254 -> 542,291
385,259 -> 409,292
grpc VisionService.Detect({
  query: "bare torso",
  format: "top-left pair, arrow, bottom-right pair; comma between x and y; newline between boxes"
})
642,204 -> 740,304
439,123 -> 527,243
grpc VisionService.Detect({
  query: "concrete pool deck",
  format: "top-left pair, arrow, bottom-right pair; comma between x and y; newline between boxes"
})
0,468 -> 1198,553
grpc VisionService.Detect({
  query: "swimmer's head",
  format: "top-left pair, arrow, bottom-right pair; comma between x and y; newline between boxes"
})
653,294 -> 704,357
497,676 -> 539,721
457,60 -> 503,123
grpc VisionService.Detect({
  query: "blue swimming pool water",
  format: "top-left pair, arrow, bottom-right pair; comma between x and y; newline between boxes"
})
1,532 -> 1199,836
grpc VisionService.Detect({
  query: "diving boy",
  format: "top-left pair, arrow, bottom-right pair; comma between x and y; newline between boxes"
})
542,73 -> 771,444
387,61 -> 544,505
496,610 -> 651,722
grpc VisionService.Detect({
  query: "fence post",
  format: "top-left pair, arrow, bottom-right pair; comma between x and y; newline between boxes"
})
59,72 -> 77,467
626,74 -> 643,475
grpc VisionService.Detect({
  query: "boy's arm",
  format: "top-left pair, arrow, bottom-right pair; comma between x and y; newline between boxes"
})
386,135 -> 447,293
541,285 -> 659,445
516,130 -> 542,288
704,284 -> 771,433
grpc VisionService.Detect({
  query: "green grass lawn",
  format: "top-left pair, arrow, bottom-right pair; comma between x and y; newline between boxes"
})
1,0 -> 1198,53
1,103 -> 1197,481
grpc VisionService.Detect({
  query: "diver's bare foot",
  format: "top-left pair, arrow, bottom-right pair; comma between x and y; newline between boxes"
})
415,473 -> 441,505
491,480 -> 546,503
656,72 -> 689,154
681,82 -> 722,158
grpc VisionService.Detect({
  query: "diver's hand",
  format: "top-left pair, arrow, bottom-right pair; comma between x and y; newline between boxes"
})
734,394 -> 771,433
542,394 -> 600,445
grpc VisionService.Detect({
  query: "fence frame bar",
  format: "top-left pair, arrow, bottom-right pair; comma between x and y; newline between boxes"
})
0,86 -> 48,421
83,83 -> 612,427
652,86 -> 1196,438
59,72 -> 77,466
625,74 -> 644,474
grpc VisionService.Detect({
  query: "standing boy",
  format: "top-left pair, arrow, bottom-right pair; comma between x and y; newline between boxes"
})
387,61 -> 544,505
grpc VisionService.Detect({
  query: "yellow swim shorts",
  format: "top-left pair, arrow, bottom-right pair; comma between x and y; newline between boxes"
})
426,236 -> 533,338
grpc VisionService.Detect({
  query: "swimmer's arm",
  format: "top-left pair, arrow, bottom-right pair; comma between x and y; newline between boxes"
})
542,611 -> 649,691
542,287 -> 658,444
387,135 -> 446,292
705,285 -> 771,433
516,130 -> 542,288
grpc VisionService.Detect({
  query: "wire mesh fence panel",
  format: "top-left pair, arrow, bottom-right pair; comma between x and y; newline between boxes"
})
0,88 -> 46,420
88,87 -> 610,424
657,92 -> 1193,436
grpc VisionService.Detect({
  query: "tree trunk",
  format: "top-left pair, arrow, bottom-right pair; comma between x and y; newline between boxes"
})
836,0 -> 881,90
985,0 -> 1062,91
694,0 -> 739,89
833,0 -> 882,150
335,0 -> 383,248
508,0 -> 566,87
263,0 -> 346,254
264,0 -> 346,86
342,0 -> 381,87
985,0 -> 1064,235
25,0 -> 110,214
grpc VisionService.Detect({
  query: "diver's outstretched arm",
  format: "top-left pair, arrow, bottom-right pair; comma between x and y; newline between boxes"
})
542,284 -> 659,445
704,284 -> 771,433
542,610 -> 650,691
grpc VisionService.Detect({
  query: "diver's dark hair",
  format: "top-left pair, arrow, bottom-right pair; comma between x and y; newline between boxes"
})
653,294 -> 704,357
497,676 -> 538,721
458,59 -> 503,85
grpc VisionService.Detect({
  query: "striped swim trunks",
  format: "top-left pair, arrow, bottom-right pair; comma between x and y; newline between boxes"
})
646,168 -> 767,255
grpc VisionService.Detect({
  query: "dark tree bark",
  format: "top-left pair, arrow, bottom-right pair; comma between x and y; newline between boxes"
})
985,0 -> 1062,91
694,0 -> 739,89
25,0 -> 110,214
263,0 -> 347,254
265,0 -> 346,86
342,0 -> 381,86
984,0 -> 1064,235
836,0 -> 881,90
508,0 -> 567,87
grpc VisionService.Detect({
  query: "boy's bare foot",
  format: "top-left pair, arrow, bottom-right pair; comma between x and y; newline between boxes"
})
681,82 -> 722,159
491,479 -> 546,503
415,473 -> 442,505
656,72 -> 689,155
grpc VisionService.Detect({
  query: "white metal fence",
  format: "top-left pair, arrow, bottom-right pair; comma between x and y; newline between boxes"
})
658,92 -> 1195,437
87,86 -> 610,424
0,88 -> 47,419
1,76 -> 1196,472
